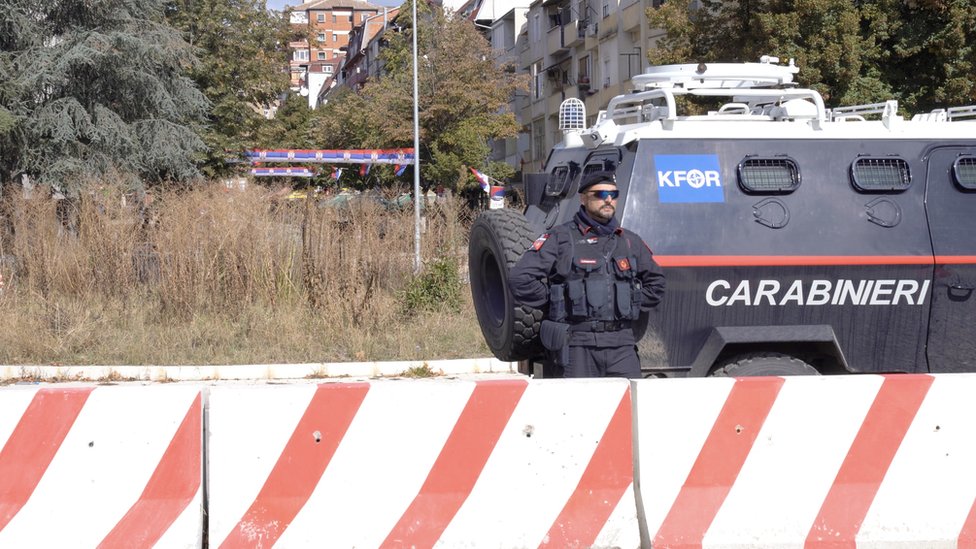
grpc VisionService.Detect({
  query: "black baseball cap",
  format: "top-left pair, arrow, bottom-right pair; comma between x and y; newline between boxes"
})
578,170 -> 617,193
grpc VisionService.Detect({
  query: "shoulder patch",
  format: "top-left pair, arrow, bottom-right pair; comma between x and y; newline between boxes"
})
532,233 -> 550,251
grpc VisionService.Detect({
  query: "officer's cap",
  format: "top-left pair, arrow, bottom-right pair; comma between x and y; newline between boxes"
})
578,170 -> 617,193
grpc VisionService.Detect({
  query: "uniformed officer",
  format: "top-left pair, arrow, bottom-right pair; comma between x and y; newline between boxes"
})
508,170 -> 665,378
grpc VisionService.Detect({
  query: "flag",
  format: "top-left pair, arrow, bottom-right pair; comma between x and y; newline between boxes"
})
331,166 -> 343,180
470,167 -> 491,194
394,164 -> 407,176
359,163 -> 371,177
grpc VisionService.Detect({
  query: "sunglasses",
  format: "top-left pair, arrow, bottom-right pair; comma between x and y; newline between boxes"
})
587,190 -> 620,200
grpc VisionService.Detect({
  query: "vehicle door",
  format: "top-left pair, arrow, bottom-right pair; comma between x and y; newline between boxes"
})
925,146 -> 976,372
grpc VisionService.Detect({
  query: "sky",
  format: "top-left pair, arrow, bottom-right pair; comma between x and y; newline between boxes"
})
267,0 -> 403,10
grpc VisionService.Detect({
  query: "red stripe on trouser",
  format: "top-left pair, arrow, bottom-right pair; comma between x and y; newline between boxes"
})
381,380 -> 528,548
805,374 -> 934,549
220,383 -> 370,548
0,387 -> 94,531
99,393 -> 202,548
542,390 -> 633,548
961,497 -> 976,549
653,377 -> 784,549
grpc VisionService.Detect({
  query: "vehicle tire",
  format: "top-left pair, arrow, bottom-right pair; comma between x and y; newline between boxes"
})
710,352 -> 820,377
468,208 -> 544,361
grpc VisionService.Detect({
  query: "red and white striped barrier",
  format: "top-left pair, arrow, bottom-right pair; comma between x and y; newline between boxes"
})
207,378 -> 638,548
634,374 -> 976,548
0,384 -> 203,548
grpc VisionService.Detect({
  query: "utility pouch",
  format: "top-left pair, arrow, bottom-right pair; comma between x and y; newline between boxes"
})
548,283 -> 566,322
615,280 -> 633,319
585,275 -> 612,318
567,279 -> 587,318
540,320 -> 571,366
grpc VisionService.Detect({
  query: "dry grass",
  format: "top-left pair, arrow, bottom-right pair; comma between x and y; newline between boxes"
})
0,182 -> 489,365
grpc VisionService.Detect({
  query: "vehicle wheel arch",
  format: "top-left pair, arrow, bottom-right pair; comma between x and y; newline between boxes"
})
687,325 -> 851,377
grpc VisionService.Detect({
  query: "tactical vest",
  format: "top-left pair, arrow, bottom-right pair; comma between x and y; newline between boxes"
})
547,231 -> 642,324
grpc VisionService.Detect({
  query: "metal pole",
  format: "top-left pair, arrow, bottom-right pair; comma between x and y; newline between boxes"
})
412,0 -> 422,273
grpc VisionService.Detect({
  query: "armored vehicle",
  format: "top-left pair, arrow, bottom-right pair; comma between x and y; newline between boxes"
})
469,58 -> 976,377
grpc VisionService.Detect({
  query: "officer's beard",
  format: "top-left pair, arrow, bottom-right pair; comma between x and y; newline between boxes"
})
590,203 -> 615,224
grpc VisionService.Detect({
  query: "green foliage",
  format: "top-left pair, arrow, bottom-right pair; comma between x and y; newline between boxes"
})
166,0 -> 291,177
646,0 -> 976,114
400,363 -> 438,378
0,0 -> 209,191
399,256 -> 463,316
310,0 -> 529,191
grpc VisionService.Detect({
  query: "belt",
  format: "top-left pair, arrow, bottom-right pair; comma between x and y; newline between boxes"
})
569,320 -> 632,333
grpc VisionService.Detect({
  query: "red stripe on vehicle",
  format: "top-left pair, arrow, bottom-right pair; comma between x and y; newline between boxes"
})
381,379 -> 528,548
654,255 -> 937,267
653,377 -> 784,549
99,393 -> 202,548
935,255 -> 976,265
220,383 -> 370,549
805,374 -> 933,549
960,496 -> 976,549
542,391 -> 633,548
0,387 -> 94,530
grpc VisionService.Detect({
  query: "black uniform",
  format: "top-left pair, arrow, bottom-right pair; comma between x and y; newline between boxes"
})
509,208 -> 665,378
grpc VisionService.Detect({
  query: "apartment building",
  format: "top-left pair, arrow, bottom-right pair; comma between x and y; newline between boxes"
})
494,0 -> 664,175
336,8 -> 400,92
288,0 -> 383,105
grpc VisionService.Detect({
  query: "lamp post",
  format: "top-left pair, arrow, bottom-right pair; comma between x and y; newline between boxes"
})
412,0 -> 422,273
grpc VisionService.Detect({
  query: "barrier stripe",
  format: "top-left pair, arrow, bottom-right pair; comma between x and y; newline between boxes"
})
542,390 -> 632,548
805,374 -> 933,548
380,380 -> 527,548
220,383 -> 370,548
961,498 -> 976,549
0,387 -> 94,530
653,377 -> 784,548
98,393 -> 202,548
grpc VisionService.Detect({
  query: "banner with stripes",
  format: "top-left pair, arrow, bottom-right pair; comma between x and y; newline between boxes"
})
246,149 -> 415,165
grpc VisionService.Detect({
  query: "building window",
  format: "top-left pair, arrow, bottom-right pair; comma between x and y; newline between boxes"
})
533,61 -> 543,99
532,119 -> 545,162
332,33 -> 338,42
602,0 -> 610,17
294,50 -> 309,62
317,33 -> 326,42
333,51 -> 339,58
317,51 -> 326,60
324,65 -> 334,74
332,14 -> 337,23
317,13 -> 324,22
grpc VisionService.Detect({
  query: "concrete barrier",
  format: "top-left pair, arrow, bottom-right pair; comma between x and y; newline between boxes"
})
207,378 -> 638,548
633,374 -> 976,548
0,384 -> 203,548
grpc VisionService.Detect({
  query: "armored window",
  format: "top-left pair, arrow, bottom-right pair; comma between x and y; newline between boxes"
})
952,156 -> 976,190
851,157 -> 911,192
545,166 -> 573,196
737,157 -> 800,193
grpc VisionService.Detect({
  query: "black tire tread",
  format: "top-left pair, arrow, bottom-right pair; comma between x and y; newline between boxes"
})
711,352 -> 819,377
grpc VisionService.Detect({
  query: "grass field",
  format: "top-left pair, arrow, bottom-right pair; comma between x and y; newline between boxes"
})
0,183 -> 491,365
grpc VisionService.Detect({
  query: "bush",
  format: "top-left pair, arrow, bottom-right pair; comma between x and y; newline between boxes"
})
400,256 -> 463,316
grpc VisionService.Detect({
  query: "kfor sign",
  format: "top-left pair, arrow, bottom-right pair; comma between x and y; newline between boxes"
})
655,154 -> 724,203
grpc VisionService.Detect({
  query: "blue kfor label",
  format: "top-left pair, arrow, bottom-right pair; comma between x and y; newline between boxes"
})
655,154 -> 724,203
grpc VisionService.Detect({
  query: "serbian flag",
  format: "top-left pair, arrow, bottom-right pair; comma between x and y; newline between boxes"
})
331,166 -> 343,180
359,163 -> 371,177
470,167 -> 491,194
394,164 -> 407,176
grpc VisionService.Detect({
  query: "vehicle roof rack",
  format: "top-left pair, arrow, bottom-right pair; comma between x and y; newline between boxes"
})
631,56 -> 799,90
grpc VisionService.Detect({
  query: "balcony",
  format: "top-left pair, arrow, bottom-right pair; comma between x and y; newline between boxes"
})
563,20 -> 584,47
547,26 -> 567,53
620,0 -> 642,32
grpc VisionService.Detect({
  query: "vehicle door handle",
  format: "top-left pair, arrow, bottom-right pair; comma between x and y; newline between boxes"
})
948,284 -> 974,302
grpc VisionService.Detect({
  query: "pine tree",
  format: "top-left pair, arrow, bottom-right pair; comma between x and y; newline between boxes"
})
0,0 -> 209,191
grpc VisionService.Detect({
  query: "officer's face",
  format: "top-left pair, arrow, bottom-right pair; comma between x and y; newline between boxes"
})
581,183 -> 618,223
